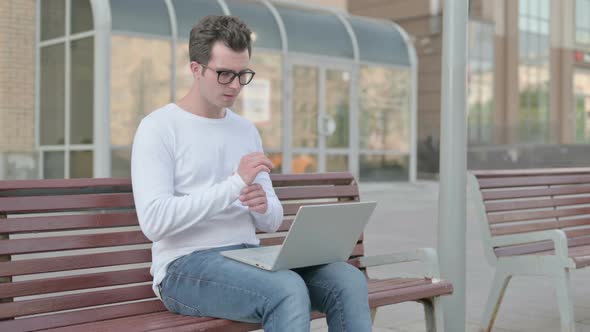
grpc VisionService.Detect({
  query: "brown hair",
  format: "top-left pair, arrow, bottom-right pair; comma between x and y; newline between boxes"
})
189,15 -> 252,65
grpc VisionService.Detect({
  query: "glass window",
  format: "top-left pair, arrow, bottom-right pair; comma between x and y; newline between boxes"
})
276,5 -> 353,58
111,148 -> 132,177
349,16 -> 410,66
71,0 -> 93,34
41,0 -> 65,41
468,21 -> 494,145
70,151 -> 93,178
110,0 -> 171,36
325,69 -> 350,148
173,0 -> 225,39
291,66 -> 318,149
576,0 -> 590,45
232,52 -> 283,150
359,66 -> 410,153
359,154 -> 408,182
111,36 -> 171,147
292,153 -> 317,173
225,0 -> 282,50
70,37 -> 94,145
40,44 -> 66,146
518,0 -> 551,143
326,154 -> 348,172
574,70 -> 590,143
43,151 -> 65,179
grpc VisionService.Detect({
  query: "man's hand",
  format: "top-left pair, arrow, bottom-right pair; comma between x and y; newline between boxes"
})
239,184 -> 268,214
237,152 -> 273,185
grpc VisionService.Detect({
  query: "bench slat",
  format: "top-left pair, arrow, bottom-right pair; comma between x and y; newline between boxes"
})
488,206 -> 590,224
25,278 -> 452,332
0,284 -> 155,319
494,235 -> 590,257
0,249 -> 151,277
0,193 -> 135,214
0,178 -> 132,191
481,185 -> 590,200
491,218 -> 590,236
0,267 -> 151,298
477,174 -> 590,189
485,196 -> 590,213
0,231 -> 149,255
269,172 -> 354,187
0,212 -> 138,234
0,300 -> 166,332
274,185 -> 358,200
281,200 -> 358,216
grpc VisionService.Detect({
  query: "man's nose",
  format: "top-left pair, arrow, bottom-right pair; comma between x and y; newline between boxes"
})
230,77 -> 241,89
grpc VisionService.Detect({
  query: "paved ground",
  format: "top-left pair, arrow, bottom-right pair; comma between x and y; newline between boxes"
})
308,181 -> 590,332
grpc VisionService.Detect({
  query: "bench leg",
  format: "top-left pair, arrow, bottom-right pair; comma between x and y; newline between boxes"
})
370,308 -> 377,323
555,269 -> 576,332
420,297 -> 444,332
480,268 -> 511,332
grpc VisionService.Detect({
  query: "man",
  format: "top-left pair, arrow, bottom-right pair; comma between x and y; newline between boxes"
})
131,15 -> 372,332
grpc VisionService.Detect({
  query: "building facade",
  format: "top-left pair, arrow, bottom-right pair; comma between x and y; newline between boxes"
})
350,0 -> 590,175
1,0 -> 418,182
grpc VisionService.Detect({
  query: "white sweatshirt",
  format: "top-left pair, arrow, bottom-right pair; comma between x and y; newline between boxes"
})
131,103 -> 283,297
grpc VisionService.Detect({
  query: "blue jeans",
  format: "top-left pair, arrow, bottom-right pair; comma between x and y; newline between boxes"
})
159,244 -> 372,332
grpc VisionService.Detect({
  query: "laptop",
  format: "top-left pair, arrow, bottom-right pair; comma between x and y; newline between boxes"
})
220,201 -> 377,271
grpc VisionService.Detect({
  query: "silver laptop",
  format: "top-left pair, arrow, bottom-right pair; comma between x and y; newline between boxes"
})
220,201 -> 377,271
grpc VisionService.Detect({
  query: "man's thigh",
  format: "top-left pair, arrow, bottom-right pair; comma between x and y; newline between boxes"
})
159,245 -> 307,322
294,261 -> 369,311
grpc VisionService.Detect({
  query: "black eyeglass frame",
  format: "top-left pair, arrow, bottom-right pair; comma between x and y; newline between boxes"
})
201,64 -> 256,85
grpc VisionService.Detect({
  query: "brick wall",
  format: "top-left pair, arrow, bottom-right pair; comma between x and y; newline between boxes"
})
0,0 -> 37,178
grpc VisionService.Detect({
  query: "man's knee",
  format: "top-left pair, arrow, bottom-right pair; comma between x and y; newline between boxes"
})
272,271 -> 311,307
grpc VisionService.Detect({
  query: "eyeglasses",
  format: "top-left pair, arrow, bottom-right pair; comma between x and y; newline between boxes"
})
201,64 -> 256,85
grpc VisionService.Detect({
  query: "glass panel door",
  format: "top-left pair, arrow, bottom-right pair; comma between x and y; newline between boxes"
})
288,60 -> 351,173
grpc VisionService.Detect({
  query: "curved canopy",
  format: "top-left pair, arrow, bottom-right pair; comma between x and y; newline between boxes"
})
108,0 -> 414,66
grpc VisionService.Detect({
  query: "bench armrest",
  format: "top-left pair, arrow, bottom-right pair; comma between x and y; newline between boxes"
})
491,229 -> 569,258
357,248 -> 441,279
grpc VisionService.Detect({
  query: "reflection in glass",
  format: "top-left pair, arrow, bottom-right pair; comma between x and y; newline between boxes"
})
325,70 -> 350,148
359,154 -> 408,182
173,0 -> 225,39
111,0 -> 171,36
468,22 -> 494,145
574,70 -> 590,142
267,152 -> 283,174
292,66 -> 318,149
225,0 -> 282,50
70,37 -> 94,145
111,148 -> 132,177
44,151 -> 65,179
276,6 -> 353,58
40,44 -> 65,146
359,66 -> 410,152
576,0 -> 590,45
41,0 -> 65,41
70,151 -> 93,178
349,16 -> 409,66
518,0 -> 550,143
326,154 -> 348,172
233,53 -> 282,150
291,154 -> 317,173
111,36 -> 171,146
71,0 -> 93,34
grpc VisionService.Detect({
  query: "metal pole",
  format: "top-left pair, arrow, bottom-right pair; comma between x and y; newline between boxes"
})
438,0 -> 468,331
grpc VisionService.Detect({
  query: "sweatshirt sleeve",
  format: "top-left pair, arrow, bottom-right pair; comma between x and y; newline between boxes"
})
131,118 -> 246,242
249,127 -> 284,233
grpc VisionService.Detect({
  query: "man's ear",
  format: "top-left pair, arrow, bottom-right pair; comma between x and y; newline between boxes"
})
190,61 -> 200,78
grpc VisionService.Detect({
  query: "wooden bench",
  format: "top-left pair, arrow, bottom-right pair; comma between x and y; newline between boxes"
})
0,172 -> 453,331
469,168 -> 590,332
